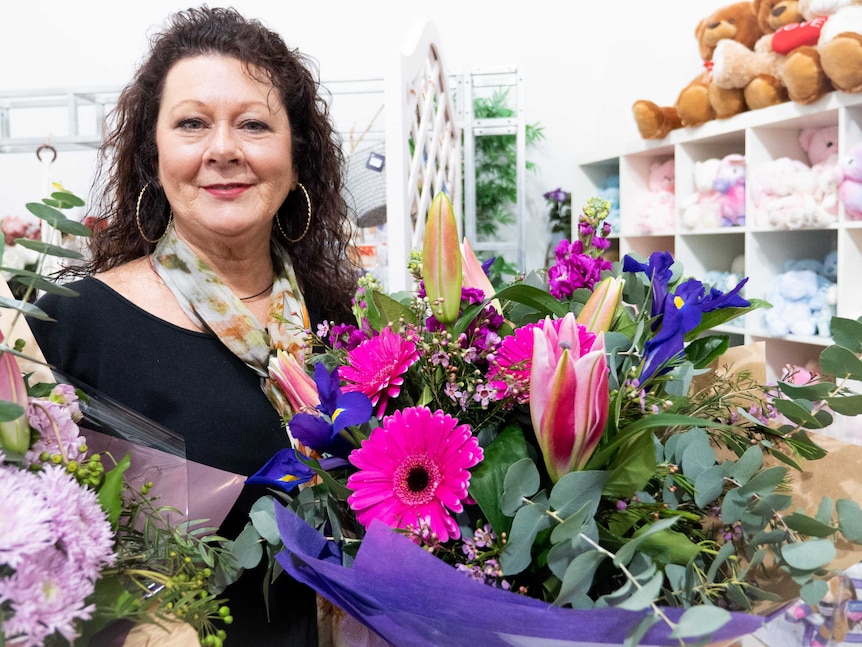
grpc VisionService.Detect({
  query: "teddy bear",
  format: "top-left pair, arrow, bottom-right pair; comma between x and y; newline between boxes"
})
839,139 -> 862,219
749,157 -> 819,227
762,257 -> 836,336
778,0 -> 862,104
711,0 -> 805,111
799,125 -> 841,220
632,2 -> 764,140
634,158 -> 675,233
714,153 -> 747,225
680,158 -> 724,229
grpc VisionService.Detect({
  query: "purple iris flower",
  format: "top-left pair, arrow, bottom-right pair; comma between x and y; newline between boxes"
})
481,256 -> 496,276
623,251 -> 675,324
640,276 -> 749,382
247,448 -> 349,493
289,363 -> 373,457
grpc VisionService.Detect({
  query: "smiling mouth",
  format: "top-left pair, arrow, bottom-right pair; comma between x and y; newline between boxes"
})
205,183 -> 249,190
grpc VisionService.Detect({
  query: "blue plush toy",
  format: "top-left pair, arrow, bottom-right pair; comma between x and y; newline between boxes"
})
597,174 -> 620,235
762,252 -> 837,337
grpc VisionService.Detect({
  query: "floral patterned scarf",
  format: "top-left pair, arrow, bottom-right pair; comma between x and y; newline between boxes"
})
152,225 -> 310,416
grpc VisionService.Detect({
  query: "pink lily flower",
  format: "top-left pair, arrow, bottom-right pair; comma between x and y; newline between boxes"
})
461,237 -> 499,312
529,312 -> 609,482
268,349 -> 320,413
578,275 -> 624,333
0,333 -> 30,456
423,192 -> 462,325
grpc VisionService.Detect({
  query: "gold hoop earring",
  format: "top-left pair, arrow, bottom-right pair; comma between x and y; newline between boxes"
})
135,182 -> 173,244
276,182 -> 312,243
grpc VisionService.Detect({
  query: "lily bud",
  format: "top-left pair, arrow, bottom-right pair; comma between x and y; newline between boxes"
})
578,275 -> 624,333
268,349 -> 319,414
0,341 -> 30,456
461,237 -> 501,313
423,192 -> 462,325
530,313 -> 609,482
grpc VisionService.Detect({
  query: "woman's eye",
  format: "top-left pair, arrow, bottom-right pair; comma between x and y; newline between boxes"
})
178,118 -> 206,130
242,120 -> 269,132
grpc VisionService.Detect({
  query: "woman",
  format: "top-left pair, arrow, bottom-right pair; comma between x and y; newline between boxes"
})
28,6 -> 358,645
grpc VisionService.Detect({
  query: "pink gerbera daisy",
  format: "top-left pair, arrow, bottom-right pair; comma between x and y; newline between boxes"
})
346,406 -> 483,542
340,326 -> 419,417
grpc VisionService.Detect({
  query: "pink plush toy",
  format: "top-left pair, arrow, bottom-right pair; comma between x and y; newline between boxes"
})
840,140 -> 862,220
750,157 -> 817,228
635,157 -> 676,234
714,154 -> 746,226
800,125 -> 841,220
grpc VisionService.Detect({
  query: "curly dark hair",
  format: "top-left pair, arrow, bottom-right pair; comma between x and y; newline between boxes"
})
78,5 -> 357,322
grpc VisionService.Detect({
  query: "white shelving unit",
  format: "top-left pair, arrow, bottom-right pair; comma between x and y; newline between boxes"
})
574,91 -> 862,383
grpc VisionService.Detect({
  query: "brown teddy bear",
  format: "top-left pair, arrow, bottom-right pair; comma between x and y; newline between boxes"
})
771,0 -> 834,104
711,0 -> 806,110
632,1 -> 763,140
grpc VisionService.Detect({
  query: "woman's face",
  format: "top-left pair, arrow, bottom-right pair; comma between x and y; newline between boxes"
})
155,54 -> 296,245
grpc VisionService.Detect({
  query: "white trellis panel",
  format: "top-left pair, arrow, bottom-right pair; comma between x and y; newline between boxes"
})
384,21 -> 462,293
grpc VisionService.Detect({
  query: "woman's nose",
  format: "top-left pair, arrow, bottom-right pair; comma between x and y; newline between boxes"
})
207,123 -> 241,163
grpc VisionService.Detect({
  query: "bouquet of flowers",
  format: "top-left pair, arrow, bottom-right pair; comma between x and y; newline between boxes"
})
242,193 -> 862,645
0,188 -> 236,647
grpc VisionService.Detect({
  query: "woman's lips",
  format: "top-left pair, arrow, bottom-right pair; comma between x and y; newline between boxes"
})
204,183 -> 250,198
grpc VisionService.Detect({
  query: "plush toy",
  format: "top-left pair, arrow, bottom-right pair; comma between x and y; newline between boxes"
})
714,153 -> 747,226
762,253 -> 837,336
799,125 -> 841,220
680,158 -> 724,229
632,2 -> 763,140
750,157 -> 808,227
635,158 -> 675,233
839,139 -> 862,219
780,0 -> 862,104
712,0 -> 804,110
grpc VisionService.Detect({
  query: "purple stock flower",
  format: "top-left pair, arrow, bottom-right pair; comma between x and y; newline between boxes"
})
548,239 -> 611,298
544,188 -> 570,203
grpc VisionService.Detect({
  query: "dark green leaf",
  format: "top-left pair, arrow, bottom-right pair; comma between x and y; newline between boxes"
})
837,498 -> 862,542
25,201 -> 91,235
98,452 -> 131,526
0,400 -> 25,422
10,274 -> 79,297
783,513 -> 835,538
820,344 -> 862,381
492,283 -> 569,319
14,238 -> 83,259
772,398 -> 827,429
778,381 -> 836,401
825,394 -> 862,416
781,539 -> 835,571
614,517 -> 678,567
684,300 -> 768,342
684,335 -> 729,370
604,431 -> 657,498
671,606 -> 732,639
50,190 -> 86,207
470,424 -> 531,534
370,290 -> 417,329
830,316 -> 862,353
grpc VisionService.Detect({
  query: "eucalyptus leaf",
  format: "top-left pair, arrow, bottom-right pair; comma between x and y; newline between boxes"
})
671,605 -> 732,639
781,539 -> 836,571
555,549 -> 606,606
500,498 -> 551,576
816,496 -> 834,525
550,470 -> 608,518
249,497 -> 281,545
800,579 -> 829,606
500,457 -> 541,517
0,296 -> 54,320
706,541 -> 736,584
693,465 -> 725,508
24,202 -> 90,235
14,238 -> 84,259
825,394 -> 862,416
232,524 -> 264,569
681,437 -> 716,480
617,572 -> 664,611
623,613 -> 660,647
729,446 -> 763,485
837,498 -> 862,542
778,381 -> 836,401
50,190 -> 86,207
737,465 -> 787,497
772,398 -> 827,429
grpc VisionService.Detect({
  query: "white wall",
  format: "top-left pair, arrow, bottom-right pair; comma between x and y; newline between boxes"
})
0,0 -> 732,268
